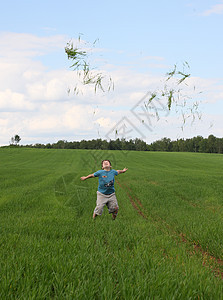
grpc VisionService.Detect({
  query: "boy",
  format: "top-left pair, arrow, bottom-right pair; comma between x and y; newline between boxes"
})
80,160 -> 128,220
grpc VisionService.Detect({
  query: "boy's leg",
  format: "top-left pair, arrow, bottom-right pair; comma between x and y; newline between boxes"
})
93,192 -> 107,219
107,193 -> 119,220
112,208 -> 118,220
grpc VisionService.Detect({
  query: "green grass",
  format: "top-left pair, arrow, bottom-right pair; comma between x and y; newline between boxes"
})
0,148 -> 222,299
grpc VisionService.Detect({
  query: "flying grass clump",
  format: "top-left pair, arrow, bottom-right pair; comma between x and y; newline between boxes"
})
65,36 -> 114,95
65,36 -> 201,130
145,61 -> 202,130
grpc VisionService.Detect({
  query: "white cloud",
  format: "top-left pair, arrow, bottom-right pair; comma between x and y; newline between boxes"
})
61,104 -> 95,130
24,115 -> 60,132
20,102 -> 96,134
95,117 -> 115,129
0,89 -> 35,111
25,70 -> 71,102
0,32 -> 222,146
0,32 -> 66,95
201,3 -> 223,16
0,32 -> 66,59
0,32 -> 97,104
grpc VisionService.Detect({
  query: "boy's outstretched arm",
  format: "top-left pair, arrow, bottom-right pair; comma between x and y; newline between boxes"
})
117,168 -> 128,175
80,173 -> 95,181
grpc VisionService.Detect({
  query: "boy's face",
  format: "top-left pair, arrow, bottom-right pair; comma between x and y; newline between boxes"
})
102,160 -> 111,169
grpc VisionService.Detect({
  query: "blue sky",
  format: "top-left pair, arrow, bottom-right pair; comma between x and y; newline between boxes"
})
0,0 -> 223,145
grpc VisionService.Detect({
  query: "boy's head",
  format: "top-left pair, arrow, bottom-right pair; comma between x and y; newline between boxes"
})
101,159 -> 112,170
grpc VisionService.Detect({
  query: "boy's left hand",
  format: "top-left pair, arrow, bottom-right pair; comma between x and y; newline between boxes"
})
123,168 -> 128,172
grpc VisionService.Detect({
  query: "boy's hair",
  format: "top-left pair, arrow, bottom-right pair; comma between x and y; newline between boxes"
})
101,159 -> 111,168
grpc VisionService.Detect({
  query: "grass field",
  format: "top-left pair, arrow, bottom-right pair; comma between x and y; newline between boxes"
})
0,148 -> 222,299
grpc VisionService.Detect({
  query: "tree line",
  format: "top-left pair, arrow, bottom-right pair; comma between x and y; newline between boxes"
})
11,134 -> 223,154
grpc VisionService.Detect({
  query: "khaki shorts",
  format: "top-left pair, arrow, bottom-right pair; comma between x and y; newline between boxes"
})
94,191 -> 119,216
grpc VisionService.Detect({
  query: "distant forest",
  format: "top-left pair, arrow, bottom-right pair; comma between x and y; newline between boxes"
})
13,135 -> 223,154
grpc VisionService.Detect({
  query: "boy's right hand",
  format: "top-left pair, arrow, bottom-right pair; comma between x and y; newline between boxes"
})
80,176 -> 86,181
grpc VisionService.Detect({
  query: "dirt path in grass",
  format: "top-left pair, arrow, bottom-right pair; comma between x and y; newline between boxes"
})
116,180 -> 223,279
116,180 -> 147,219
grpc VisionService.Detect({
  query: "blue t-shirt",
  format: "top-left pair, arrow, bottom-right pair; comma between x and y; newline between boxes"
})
94,169 -> 118,195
